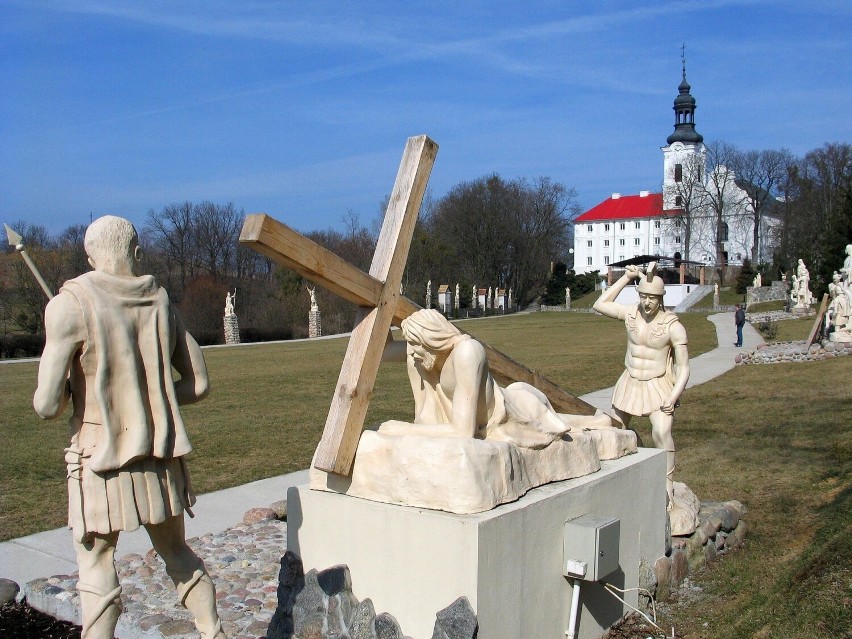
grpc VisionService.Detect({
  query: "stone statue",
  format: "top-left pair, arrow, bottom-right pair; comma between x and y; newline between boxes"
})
311,308 -> 636,513
455,283 -> 460,309
472,285 -> 477,310
828,272 -> 850,333
565,287 -> 571,309
426,280 -> 432,309
378,309 -> 613,447
33,216 -> 227,639
753,273 -> 761,288
714,283 -> 719,295
593,263 -> 690,509
307,285 -> 318,310
487,287 -> 492,309
796,259 -> 812,307
843,244 -> 852,283
790,273 -> 799,306
224,290 -> 235,316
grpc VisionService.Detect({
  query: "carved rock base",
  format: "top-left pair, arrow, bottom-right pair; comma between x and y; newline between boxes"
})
668,481 -> 701,536
310,426 -> 637,514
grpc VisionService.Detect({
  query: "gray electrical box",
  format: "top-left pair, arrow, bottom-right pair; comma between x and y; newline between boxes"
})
563,515 -> 620,581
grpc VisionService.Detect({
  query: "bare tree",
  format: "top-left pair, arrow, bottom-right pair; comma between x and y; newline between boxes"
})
662,152 -> 706,262
702,141 -> 745,283
731,148 -> 794,264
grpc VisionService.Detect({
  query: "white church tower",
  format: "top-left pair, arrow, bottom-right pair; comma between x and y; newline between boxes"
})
661,54 -> 705,211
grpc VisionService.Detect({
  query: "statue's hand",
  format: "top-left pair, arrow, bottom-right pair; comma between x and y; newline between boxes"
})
625,265 -> 641,280
660,399 -> 676,415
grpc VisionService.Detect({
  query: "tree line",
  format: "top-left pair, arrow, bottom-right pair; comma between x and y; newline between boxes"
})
663,141 -> 851,294
0,173 -> 578,353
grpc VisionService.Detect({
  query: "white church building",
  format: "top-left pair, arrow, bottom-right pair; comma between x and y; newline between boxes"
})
573,65 -> 779,276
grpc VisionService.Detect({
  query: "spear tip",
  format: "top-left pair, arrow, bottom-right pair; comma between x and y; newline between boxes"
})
4,223 -> 23,248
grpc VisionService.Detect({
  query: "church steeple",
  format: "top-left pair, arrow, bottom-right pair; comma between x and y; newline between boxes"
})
666,47 -> 703,145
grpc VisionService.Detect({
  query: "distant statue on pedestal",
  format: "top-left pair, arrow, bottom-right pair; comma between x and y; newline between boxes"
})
224,289 -> 240,344
455,283 -> 460,310
795,259 -> 812,307
565,287 -> 571,310
426,280 -> 432,309
308,286 -> 322,338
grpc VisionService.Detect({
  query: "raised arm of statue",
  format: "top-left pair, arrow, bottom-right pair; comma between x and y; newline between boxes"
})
593,265 -> 640,319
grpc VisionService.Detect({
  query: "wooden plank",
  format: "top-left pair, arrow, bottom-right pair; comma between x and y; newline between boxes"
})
239,214 -> 381,308
805,293 -> 829,349
314,135 -> 438,474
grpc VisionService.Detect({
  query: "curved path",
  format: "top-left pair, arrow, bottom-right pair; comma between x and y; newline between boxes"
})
0,313 -> 763,587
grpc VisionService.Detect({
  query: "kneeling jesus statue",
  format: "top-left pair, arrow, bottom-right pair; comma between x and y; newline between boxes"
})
379,309 -> 612,447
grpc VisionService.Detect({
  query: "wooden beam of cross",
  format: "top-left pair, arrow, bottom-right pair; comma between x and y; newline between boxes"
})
239,135 -> 595,476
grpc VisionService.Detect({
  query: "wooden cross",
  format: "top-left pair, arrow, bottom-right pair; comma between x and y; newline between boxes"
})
239,135 -> 595,476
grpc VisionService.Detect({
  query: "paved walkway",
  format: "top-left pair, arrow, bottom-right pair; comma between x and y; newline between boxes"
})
0,313 -> 762,588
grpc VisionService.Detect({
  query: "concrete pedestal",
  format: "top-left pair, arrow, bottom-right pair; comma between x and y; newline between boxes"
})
287,447 -> 666,639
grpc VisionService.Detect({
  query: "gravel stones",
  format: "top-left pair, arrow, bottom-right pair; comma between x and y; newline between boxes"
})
650,499 -> 748,603
24,518 -> 287,639
737,339 -> 852,365
431,597 -> 477,639
0,579 -> 19,605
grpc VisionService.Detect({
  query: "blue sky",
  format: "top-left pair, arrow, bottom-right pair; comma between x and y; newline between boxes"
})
1,0 -> 849,237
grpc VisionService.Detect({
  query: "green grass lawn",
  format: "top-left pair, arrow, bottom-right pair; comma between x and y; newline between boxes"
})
1,310 -> 848,636
691,286 -> 746,309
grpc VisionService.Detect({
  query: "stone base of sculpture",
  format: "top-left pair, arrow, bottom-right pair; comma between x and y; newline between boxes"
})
829,330 -> 852,343
791,306 -> 813,317
309,308 -> 322,338
310,425 -> 637,514
294,447 -> 666,639
224,314 -> 240,344
669,481 -> 701,536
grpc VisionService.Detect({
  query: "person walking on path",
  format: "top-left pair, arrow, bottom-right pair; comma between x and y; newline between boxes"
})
734,304 -> 746,347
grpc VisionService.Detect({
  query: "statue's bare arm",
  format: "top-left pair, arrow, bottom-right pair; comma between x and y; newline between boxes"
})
33,293 -> 85,419
448,339 -> 488,437
593,266 -> 640,319
172,310 -> 210,405
661,335 -> 690,415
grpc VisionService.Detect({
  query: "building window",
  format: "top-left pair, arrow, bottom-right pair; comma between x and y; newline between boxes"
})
604,223 -> 610,231
634,222 -> 641,229
675,163 -> 683,182
675,195 -> 683,207
587,257 -> 592,266
619,223 -> 626,231
675,219 -> 682,228
634,238 -> 640,246
654,220 -> 660,229
604,256 -> 610,265
604,239 -> 610,247
675,236 -> 682,244
721,222 -> 729,242
654,237 -> 660,245
619,255 -> 624,261
587,240 -> 592,247
586,225 -> 593,232
619,239 -> 625,246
